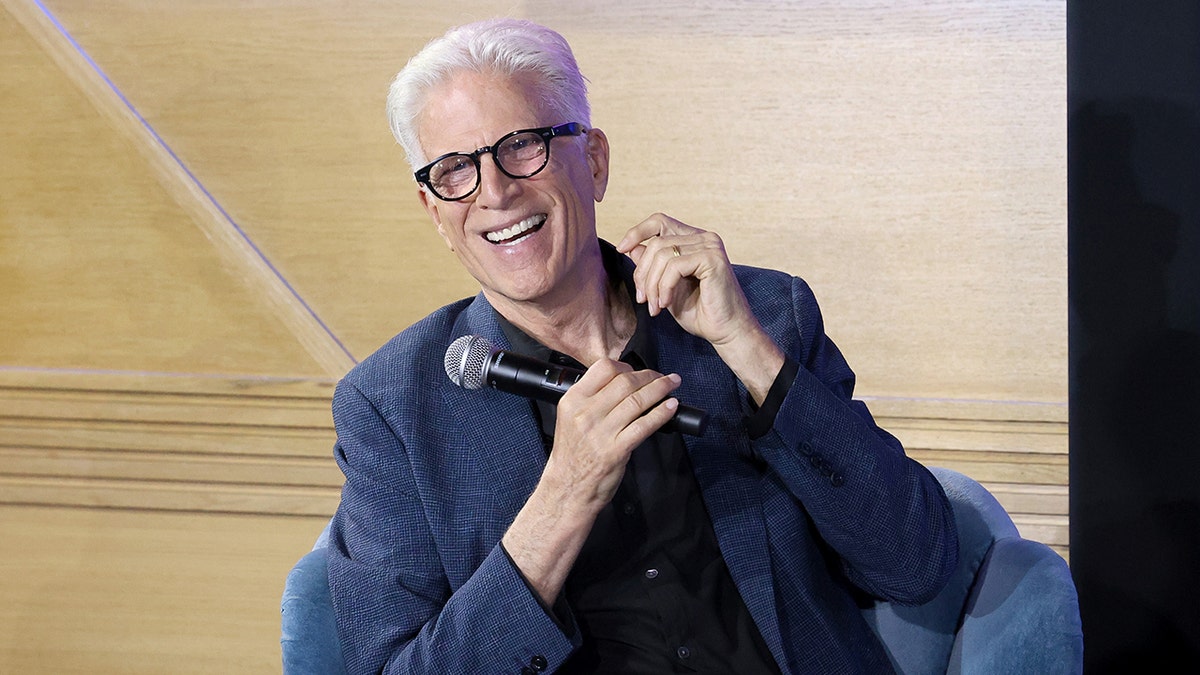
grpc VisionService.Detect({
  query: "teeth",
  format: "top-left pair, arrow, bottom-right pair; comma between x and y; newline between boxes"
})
486,214 -> 546,243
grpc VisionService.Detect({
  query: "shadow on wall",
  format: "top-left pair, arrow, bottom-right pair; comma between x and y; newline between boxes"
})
1070,98 -> 1200,671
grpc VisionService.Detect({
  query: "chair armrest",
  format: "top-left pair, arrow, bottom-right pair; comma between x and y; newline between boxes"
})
948,537 -> 1083,674
281,546 -> 347,675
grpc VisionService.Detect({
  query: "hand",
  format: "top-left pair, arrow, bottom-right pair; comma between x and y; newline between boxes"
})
502,359 -> 680,604
616,213 -> 758,348
543,359 -> 681,515
615,214 -> 785,405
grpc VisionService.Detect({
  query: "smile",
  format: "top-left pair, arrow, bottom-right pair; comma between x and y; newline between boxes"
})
485,214 -> 546,245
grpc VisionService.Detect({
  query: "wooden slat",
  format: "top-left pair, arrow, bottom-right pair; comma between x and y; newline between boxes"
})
1011,514 -> 1070,550
984,482 -> 1069,516
0,370 -> 340,515
0,419 -> 333,458
0,370 -> 335,431
0,447 -> 342,488
0,370 -> 1070,554
909,452 -> 1067,487
0,391 -> 332,429
0,475 -> 340,517
865,397 -> 1068,424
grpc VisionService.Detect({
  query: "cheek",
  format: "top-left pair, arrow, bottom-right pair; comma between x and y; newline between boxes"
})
425,200 -> 470,252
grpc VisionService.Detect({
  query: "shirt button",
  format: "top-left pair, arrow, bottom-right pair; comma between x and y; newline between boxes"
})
677,646 -> 691,659
622,503 -> 636,515
645,568 -> 659,579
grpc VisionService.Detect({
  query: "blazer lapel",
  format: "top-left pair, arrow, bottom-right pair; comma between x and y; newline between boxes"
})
443,296 -> 547,524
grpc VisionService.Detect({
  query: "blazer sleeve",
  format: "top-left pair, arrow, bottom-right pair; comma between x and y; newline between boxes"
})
748,274 -> 959,606
326,378 -> 580,674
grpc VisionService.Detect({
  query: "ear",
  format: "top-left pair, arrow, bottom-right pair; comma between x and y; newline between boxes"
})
585,128 -> 610,203
418,187 -> 455,251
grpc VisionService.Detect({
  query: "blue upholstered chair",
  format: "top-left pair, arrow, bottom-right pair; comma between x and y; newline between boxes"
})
280,467 -> 1083,673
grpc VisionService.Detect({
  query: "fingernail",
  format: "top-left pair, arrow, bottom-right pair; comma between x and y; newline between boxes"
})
665,398 -> 679,410
668,373 -> 682,385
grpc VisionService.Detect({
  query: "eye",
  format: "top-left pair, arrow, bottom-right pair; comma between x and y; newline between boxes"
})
432,155 -> 474,184
501,134 -> 545,161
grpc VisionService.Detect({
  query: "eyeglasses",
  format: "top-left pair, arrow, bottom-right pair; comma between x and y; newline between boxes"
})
414,122 -> 587,202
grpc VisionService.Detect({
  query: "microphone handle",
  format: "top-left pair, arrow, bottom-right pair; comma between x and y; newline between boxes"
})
485,351 -> 708,436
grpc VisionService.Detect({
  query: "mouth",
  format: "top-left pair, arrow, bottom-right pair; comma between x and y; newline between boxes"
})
484,214 -> 546,246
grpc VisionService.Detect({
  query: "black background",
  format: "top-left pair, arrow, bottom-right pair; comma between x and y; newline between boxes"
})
1069,0 -> 1200,670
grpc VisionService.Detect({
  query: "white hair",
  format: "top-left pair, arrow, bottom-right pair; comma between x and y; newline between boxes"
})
387,18 -> 591,171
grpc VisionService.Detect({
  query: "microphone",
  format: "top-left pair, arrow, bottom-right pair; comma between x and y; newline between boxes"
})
444,334 -> 708,436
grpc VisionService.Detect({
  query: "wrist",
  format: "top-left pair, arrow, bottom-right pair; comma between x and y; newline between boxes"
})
501,481 -> 597,605
712,324 -> 785,406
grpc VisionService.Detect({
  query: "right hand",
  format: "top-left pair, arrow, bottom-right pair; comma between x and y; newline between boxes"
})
542,358 -> 681,516
501,359 -> 680,605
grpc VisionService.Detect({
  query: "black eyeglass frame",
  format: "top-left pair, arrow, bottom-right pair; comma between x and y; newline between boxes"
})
414,122 -> 587,202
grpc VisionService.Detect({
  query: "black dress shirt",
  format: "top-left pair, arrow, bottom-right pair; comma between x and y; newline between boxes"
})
496,248 -> 794,674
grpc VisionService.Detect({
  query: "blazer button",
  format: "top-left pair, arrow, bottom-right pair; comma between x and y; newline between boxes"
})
831,473 -> 845,487
531,655 -> 548,671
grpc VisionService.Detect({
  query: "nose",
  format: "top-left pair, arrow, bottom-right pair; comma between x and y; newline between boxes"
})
474,152 -> 519,209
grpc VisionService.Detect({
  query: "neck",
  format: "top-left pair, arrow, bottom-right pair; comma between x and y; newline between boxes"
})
487,259 -> 635,366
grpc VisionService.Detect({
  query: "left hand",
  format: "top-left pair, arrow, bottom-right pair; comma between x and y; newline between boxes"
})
616,214 -> 786,405
615,213 -> 756,349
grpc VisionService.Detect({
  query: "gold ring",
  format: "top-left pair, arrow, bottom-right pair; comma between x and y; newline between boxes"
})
671,245 -> 681,258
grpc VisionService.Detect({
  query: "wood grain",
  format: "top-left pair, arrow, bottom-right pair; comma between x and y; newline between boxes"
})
0,504 -> 324,674
0,1 -> 1068,670
1,0 -> 357,377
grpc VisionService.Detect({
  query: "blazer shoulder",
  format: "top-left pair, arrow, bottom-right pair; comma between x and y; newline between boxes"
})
733,264 -> 834,367
734,263 -> 819,318
343,296 -> 477,395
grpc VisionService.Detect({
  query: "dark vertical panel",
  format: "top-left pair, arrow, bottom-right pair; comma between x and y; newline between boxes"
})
1069,0 -> 1200,670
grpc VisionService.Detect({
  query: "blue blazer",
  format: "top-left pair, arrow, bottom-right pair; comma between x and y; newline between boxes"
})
328,253 -> 957,674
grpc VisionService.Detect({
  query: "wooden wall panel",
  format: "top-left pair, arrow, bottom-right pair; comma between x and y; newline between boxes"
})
0,1 -> 1067,671
0,370 -> 341,515
0,6 -> 332,378
27,1 -> 1067,404
0,504 -> 325,674
556,5 -> 1067,403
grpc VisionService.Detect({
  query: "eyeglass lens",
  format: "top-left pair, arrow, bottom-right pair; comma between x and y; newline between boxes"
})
428,131 -> 549,200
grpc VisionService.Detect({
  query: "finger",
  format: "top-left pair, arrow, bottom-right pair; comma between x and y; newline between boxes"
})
567,357 -> 633,397
611,372 -> 681,423
654,257 -> 702,316
618,213 -> 703,264
615,213 -> 672,255
637,236 -> 693,315
606,372 -> 682,446
559,361 -> 668,426
618,396 -> 681,443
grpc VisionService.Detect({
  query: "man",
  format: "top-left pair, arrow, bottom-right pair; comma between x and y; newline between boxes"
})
328,18 -> 958,674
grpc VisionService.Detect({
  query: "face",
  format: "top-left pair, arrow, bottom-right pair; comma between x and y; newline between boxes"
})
415,70 -> 610,309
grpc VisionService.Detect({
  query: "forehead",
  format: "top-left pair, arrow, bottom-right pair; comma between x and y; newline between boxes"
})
416,71 -> 552,157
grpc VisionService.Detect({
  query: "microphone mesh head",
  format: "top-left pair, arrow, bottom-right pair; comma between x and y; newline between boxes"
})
444,335 -> 494,390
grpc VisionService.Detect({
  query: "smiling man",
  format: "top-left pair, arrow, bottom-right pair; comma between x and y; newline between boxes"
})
327,18 -> 958,675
